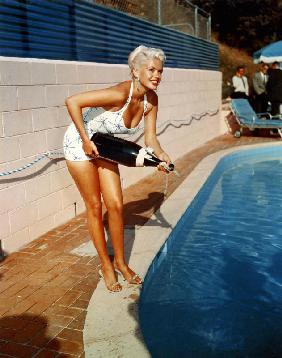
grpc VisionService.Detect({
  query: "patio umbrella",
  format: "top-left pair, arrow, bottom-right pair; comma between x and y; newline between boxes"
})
253,40 -> 282,63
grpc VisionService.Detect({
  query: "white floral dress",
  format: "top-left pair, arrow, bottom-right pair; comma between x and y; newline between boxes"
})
63,82 -> 147,161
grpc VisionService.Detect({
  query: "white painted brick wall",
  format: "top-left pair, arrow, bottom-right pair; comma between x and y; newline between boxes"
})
3,228 -> 30,253
30,62 -> 56,85
0,86 -> 18,111
18,85 -> 46,110
77,64 -> 99,83
0,61 -> 31,86
50,167 -> 73,192
19,131 -> 48,158
45,85 -> 69,107
68,84 -> 88,97
0,212 -> 10,240
3,110 -> 33,137
37,191 -> 62,220
9,204 -> 38,235
54,205 -> 76,228
46,127 -> 67,151
32,107 -> 59,131
0,113 -> 3,137
25,174 -> 51,202
29,216 -> 55,242
0,137 -> 20,164
56,63 -> 78,84
0,57 -> 223,254
0,184 -> 26,215
61,185 -> 82,209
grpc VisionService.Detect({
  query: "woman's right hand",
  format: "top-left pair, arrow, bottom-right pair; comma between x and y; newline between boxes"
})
82,138 -> 99,157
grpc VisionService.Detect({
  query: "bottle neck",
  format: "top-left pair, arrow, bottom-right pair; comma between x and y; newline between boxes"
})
143,155 -> 162,167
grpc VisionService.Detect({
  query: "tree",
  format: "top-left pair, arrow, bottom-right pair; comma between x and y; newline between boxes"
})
192,0 -> 282,53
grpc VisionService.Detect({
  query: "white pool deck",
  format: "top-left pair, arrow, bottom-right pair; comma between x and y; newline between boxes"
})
83,141 -> 282,357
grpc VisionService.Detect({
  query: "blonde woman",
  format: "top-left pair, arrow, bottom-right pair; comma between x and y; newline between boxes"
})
63,45 -> 171,292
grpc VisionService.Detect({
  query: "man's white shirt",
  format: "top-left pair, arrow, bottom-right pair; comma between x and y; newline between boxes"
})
232,75 -> 249,95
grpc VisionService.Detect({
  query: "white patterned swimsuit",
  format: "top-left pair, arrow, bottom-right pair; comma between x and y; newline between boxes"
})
63,82 -> 147,161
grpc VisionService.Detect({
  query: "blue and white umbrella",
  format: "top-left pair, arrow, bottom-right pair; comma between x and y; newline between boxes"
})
253,40 -> 282,64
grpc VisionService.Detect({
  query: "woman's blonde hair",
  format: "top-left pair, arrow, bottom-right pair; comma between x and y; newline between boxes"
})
128,45 -> 166,70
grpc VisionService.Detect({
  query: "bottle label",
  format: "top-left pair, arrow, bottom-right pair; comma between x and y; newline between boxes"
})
136,148 -> 148,167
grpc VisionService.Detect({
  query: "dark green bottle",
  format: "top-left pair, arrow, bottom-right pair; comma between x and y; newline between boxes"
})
91,133 -> 174,171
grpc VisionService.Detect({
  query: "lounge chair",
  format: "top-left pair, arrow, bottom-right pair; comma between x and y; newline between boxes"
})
230,99 -> 282,138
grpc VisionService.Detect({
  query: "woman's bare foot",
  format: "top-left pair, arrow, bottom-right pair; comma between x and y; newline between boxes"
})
113,261 -> 142,285
98,263 -> 122,292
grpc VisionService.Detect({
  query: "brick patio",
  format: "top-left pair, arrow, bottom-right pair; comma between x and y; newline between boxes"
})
0,132 -> 279,357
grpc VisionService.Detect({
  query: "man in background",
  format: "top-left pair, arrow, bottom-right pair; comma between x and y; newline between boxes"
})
252,63 -> 269,113
267,61 -> 282,116
231,65 -> 249,99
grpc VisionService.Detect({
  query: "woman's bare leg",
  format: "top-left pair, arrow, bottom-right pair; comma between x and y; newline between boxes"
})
96,159 -> 142,284
66,159 -> 121,291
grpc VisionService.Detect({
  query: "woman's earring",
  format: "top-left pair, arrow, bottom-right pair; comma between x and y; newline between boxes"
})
136,77 -> 140,92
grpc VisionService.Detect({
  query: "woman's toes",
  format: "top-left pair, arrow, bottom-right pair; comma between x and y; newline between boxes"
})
129,274 -> 142,285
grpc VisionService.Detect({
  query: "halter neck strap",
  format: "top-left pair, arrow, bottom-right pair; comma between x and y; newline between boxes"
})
124,81 -> 147,113
127,81 -> 134,102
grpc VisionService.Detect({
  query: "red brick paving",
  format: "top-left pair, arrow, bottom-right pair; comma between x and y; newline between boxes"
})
0,132 -> 280,357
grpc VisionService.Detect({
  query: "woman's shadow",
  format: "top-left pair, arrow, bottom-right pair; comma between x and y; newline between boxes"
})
103,191 -> 172,262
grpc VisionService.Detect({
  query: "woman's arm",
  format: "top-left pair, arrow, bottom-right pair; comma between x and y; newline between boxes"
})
144,91 -> 171,166
65,83 -> 128,156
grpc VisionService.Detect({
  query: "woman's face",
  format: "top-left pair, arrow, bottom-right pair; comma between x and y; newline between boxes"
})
137,58 -> 163,90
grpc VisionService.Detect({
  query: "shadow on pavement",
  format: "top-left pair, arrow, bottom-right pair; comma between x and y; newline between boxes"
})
127,301 -> 149,356
0,313 -> 64,356
104,191 -> 170,261
123,191 -> 170,227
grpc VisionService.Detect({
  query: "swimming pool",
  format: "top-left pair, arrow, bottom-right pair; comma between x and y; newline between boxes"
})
139,146 -> 282,358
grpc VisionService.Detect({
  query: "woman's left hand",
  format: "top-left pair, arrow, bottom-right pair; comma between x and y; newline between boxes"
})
157,151 -> 172,173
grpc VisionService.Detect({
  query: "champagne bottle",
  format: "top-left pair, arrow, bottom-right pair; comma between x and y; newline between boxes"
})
91,133 -> 174,171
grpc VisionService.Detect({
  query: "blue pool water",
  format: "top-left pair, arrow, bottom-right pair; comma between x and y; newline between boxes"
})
139,146 -> 282,358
